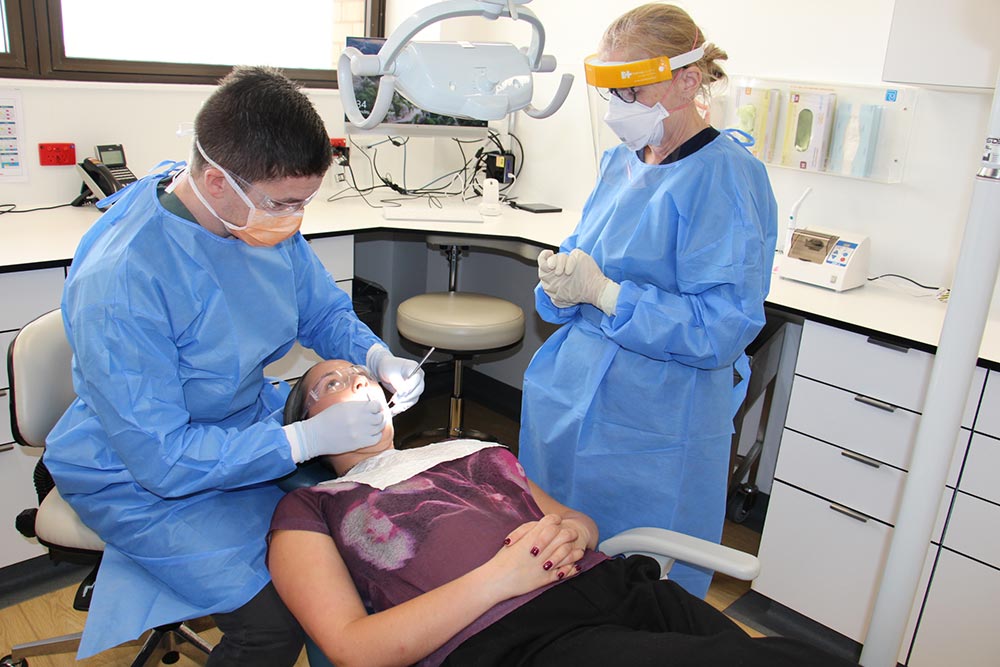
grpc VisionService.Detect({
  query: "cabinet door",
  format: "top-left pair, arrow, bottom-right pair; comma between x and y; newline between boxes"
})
309,235 -> 354,283
0,268 -> 65,333
753,481 -> 893,642
907,549 -> 1000,667
883,0 -> 1000,90
975,371 -> 1000,439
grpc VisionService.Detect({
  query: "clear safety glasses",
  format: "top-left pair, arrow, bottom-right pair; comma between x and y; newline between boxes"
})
230,172 -> 320,216
596,87 -> 640,104
302,365 -> 377,418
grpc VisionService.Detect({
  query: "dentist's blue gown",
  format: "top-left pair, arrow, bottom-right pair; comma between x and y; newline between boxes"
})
45,171 -> 383,658
519,134 -> 777,598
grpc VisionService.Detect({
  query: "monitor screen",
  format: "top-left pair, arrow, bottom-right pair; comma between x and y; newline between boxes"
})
343,36 -> 489,140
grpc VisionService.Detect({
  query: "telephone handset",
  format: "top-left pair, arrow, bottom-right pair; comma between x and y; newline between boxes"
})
72,144 -> 138,209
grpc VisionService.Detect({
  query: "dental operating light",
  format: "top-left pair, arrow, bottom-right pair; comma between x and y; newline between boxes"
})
338,0 -> 573,129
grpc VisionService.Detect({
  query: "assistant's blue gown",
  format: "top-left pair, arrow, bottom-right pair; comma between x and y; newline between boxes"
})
44,170 -> 383,657
519,135 -> 777,598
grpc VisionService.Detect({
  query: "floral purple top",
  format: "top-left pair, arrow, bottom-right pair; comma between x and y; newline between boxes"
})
269,444 -> 607,666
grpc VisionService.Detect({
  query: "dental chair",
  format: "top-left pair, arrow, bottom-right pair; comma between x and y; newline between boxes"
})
395,235 -> 532,444
3,309 -> 214,667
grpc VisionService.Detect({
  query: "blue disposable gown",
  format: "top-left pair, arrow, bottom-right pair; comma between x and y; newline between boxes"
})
45,171 -> 383,658
519,135 -> 777,598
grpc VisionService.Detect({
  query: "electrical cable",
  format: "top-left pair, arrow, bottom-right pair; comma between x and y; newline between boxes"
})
867,273 -> 940,290
0,202 -> 78,215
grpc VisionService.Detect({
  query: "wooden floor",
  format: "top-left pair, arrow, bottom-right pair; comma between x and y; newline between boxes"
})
0,395 -> 762,665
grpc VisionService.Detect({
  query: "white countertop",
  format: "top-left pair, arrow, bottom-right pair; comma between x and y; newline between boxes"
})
4,199 -> 999,366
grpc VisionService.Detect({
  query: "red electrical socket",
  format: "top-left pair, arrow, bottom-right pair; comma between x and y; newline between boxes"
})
39,142 -> 77,166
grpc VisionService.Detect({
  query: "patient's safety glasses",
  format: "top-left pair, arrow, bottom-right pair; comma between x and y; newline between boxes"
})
303,365 -> 377,418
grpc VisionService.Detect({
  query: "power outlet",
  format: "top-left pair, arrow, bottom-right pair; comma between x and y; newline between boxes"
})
39,142 -> 77,166
330,137 -> 350,166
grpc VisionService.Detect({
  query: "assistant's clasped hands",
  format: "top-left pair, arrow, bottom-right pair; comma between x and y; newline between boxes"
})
537,249 -> 620,316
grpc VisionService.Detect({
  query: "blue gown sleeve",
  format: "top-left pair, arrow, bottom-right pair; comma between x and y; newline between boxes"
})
290,238 -> 385,365
600,191 -> 772,369
70,302 -> 297,498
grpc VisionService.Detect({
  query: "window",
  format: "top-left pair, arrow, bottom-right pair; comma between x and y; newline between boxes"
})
0,0 -> 385,87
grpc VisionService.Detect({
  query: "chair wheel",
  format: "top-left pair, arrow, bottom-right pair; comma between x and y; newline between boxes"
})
726,484 -> 758,524
1,654 -> 28,667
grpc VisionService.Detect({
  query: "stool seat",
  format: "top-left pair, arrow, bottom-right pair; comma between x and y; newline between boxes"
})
397,292 -> 524,352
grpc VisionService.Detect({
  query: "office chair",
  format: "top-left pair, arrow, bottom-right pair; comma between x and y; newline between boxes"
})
395,235 -> 531,444
3,309 -> 213,667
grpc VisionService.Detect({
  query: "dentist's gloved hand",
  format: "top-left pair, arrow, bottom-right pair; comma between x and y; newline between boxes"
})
540,249 -> 621,315
367,345 -> 425,415
284,399 -> 386,463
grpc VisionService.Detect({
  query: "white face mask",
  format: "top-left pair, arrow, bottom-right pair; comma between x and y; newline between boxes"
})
604,95 -> 668,151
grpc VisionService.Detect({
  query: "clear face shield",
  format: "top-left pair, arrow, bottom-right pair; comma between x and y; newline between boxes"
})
583,47 -> 706,166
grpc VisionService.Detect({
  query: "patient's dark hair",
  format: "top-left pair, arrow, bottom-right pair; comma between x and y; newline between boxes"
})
283,376 -> 311,426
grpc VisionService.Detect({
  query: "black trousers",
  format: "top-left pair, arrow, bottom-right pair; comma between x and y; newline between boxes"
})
444,556 -> 858,667
206,582 -> 305,667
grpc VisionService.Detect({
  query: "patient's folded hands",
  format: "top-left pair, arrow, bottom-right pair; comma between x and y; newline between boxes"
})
487,514 -> 585,597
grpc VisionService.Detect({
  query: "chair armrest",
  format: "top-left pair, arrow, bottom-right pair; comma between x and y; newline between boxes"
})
598,527 -> 760,581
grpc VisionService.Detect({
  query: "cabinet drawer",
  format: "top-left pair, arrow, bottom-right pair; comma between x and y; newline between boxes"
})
775,429 -> 906,524
975,370 -> 1000,438
795,320 -> 983,423
753,481 -> 893,642
0,268 -> 65,333
943,491 -> 1000,569
309,235 -> 354,283
907,549 -> 1000,667
959,433 -> 1000,505
786,375 -> 921,469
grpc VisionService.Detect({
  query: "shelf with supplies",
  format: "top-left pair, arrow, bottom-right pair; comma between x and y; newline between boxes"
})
720,76 -> 918,184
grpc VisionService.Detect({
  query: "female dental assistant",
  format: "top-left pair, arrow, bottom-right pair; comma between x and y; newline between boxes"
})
43,66 -> 424,665
518,4 -> 778,600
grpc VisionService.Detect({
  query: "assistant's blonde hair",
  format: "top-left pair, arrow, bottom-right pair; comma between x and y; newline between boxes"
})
600,3 -> 727,100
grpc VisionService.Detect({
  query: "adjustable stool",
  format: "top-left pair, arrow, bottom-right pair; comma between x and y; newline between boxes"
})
396,237 -> 528,442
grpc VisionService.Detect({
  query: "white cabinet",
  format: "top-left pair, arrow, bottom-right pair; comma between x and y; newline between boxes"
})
754,320 -> 984,659
264,235 -> 355,383
1,266 -> 66,569
883,0 -> 1000,91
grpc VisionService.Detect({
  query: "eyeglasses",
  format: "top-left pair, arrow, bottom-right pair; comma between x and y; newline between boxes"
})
230,173 -> 319,216
302,365 -> 377,418
597,87 -> 640,104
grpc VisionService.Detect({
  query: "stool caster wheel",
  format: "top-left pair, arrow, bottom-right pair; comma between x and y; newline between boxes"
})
726,483 -> 758,524
1,655 -> 28,667
161,650 -> 180,664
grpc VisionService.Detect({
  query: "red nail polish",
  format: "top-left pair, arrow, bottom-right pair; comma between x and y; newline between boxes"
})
503,537 -> 511,545
557,571 -> 566,580
543,560 -> 553,571
530,546 -> 540,556
575,564 -> 582,572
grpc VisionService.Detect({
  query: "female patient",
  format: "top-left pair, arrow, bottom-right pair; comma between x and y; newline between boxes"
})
268,359 -> 857,667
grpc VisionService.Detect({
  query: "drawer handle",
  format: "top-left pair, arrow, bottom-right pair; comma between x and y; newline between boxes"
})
0,443 -> 13,454
866,336 -> 910,354
840,450 -> 882,469
829,503 -> 869,523
0,388 -> 7,398
854,394 -> 897,413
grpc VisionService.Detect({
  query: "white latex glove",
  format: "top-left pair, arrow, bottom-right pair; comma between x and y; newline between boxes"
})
283,399 -> 387,463
540,249 -> 621,315
367,345 -> 425,415
537,249 -> 573,280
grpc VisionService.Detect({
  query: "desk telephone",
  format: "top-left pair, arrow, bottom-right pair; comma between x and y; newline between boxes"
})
73,144 -> 138,208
